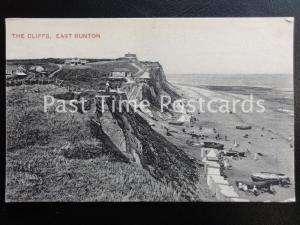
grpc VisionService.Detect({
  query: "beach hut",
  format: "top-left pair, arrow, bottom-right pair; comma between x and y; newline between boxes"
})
207,175 -> 229,195
204,160 -> 220,175
207,167 -> 220,176
200,148 -> 212,158
216,184 -> 239,201
206,149 -> 218,161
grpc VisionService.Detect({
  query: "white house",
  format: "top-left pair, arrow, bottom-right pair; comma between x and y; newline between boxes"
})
65,58 -> 87,66
6,65 -> 27,78
30,65 -> 45,73
15,66 -> 27,77
124,53 -> 137,61
109,68 -> 132,77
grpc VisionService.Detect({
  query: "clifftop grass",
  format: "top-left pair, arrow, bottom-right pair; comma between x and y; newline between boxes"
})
6,84 -> 181,201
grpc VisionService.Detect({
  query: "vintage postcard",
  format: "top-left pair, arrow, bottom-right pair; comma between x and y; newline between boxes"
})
5,18 -> 294,202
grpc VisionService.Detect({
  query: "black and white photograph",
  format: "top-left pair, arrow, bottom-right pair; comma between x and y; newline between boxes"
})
5,18 -> 295,202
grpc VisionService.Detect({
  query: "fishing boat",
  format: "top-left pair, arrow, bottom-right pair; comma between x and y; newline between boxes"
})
168,121 -> 184,126
202,141 -> 224,150
236,125 -> 252,130
251,172 -> 291,186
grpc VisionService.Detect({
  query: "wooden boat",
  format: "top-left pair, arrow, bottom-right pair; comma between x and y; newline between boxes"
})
223,150 -> 246,157
186,140 -> 204,147
190,142 -> 204,147
251,172 -> 290,186
168,121 -> 184,126
236,125 -> 252,130
202,141 -> 224,150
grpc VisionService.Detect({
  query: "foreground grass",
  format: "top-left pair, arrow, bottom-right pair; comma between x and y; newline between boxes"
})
6,84 -> 181,201
6,148 -> 180,201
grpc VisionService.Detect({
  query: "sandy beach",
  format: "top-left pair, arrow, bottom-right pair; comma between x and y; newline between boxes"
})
152,82 -> 294,202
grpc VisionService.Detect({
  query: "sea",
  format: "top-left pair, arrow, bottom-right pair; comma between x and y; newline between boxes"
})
166,74 -> 293,90
166,73 -> 294,116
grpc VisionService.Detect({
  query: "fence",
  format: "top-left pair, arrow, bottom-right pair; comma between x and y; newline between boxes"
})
6,77 -> 69,89
6,78 -> 54,87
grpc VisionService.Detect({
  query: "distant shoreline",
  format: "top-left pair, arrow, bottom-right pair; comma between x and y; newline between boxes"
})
169,82 -> 293,92
174,83 -> 294,117
166,73 -> 293,91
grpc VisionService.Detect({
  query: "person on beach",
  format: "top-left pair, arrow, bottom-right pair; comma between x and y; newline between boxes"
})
252,185 -> 259,196
106,81 -> 110,93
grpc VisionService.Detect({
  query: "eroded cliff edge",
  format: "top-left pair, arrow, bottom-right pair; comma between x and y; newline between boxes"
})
90,62 -> 201,198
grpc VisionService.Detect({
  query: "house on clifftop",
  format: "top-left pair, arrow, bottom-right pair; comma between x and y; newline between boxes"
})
65,58 -> 87,66
117,53 -> 138,62
124,53 -> 137,61
6,65 -> 27,78
109,68 -> 132,78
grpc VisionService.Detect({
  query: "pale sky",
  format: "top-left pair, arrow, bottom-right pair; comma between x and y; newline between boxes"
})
6,18 -> 293,74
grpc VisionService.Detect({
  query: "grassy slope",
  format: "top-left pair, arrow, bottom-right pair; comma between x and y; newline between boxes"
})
56,67 -> 105,89
88,61 -> 139,74
55,61 -> 140,90
6,84 -> 181,201
7,59 -> 65,65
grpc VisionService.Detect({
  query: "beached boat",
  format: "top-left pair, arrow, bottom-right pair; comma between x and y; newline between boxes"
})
186,140 -> 204,147
202,141 -> 224,150
191,142 -> 202,146
251,172 -> 290,186
222,150 -> 246,158
168,121 -> 184,126
236,125 -> 252,130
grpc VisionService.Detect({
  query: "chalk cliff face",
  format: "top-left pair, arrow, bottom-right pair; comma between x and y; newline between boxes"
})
123,63 -> 180,108
91,62 -> 198,195
148,64 -> 180,101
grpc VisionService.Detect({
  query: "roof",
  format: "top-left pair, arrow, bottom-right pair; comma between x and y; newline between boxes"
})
6,65 -> 27,75
16,66 -> 26,71
177,114 -> 191,122
138,72 -> 151,79
205,161 -> 221,168
111,68 -> 131,72
206,149 -> 218,161
15,71 -> 27,76
210,175 -> 228,184
207,167 -> 220,176
30,65 -> 44,71
125,53 -> 136,57
65,58 -> 86,63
